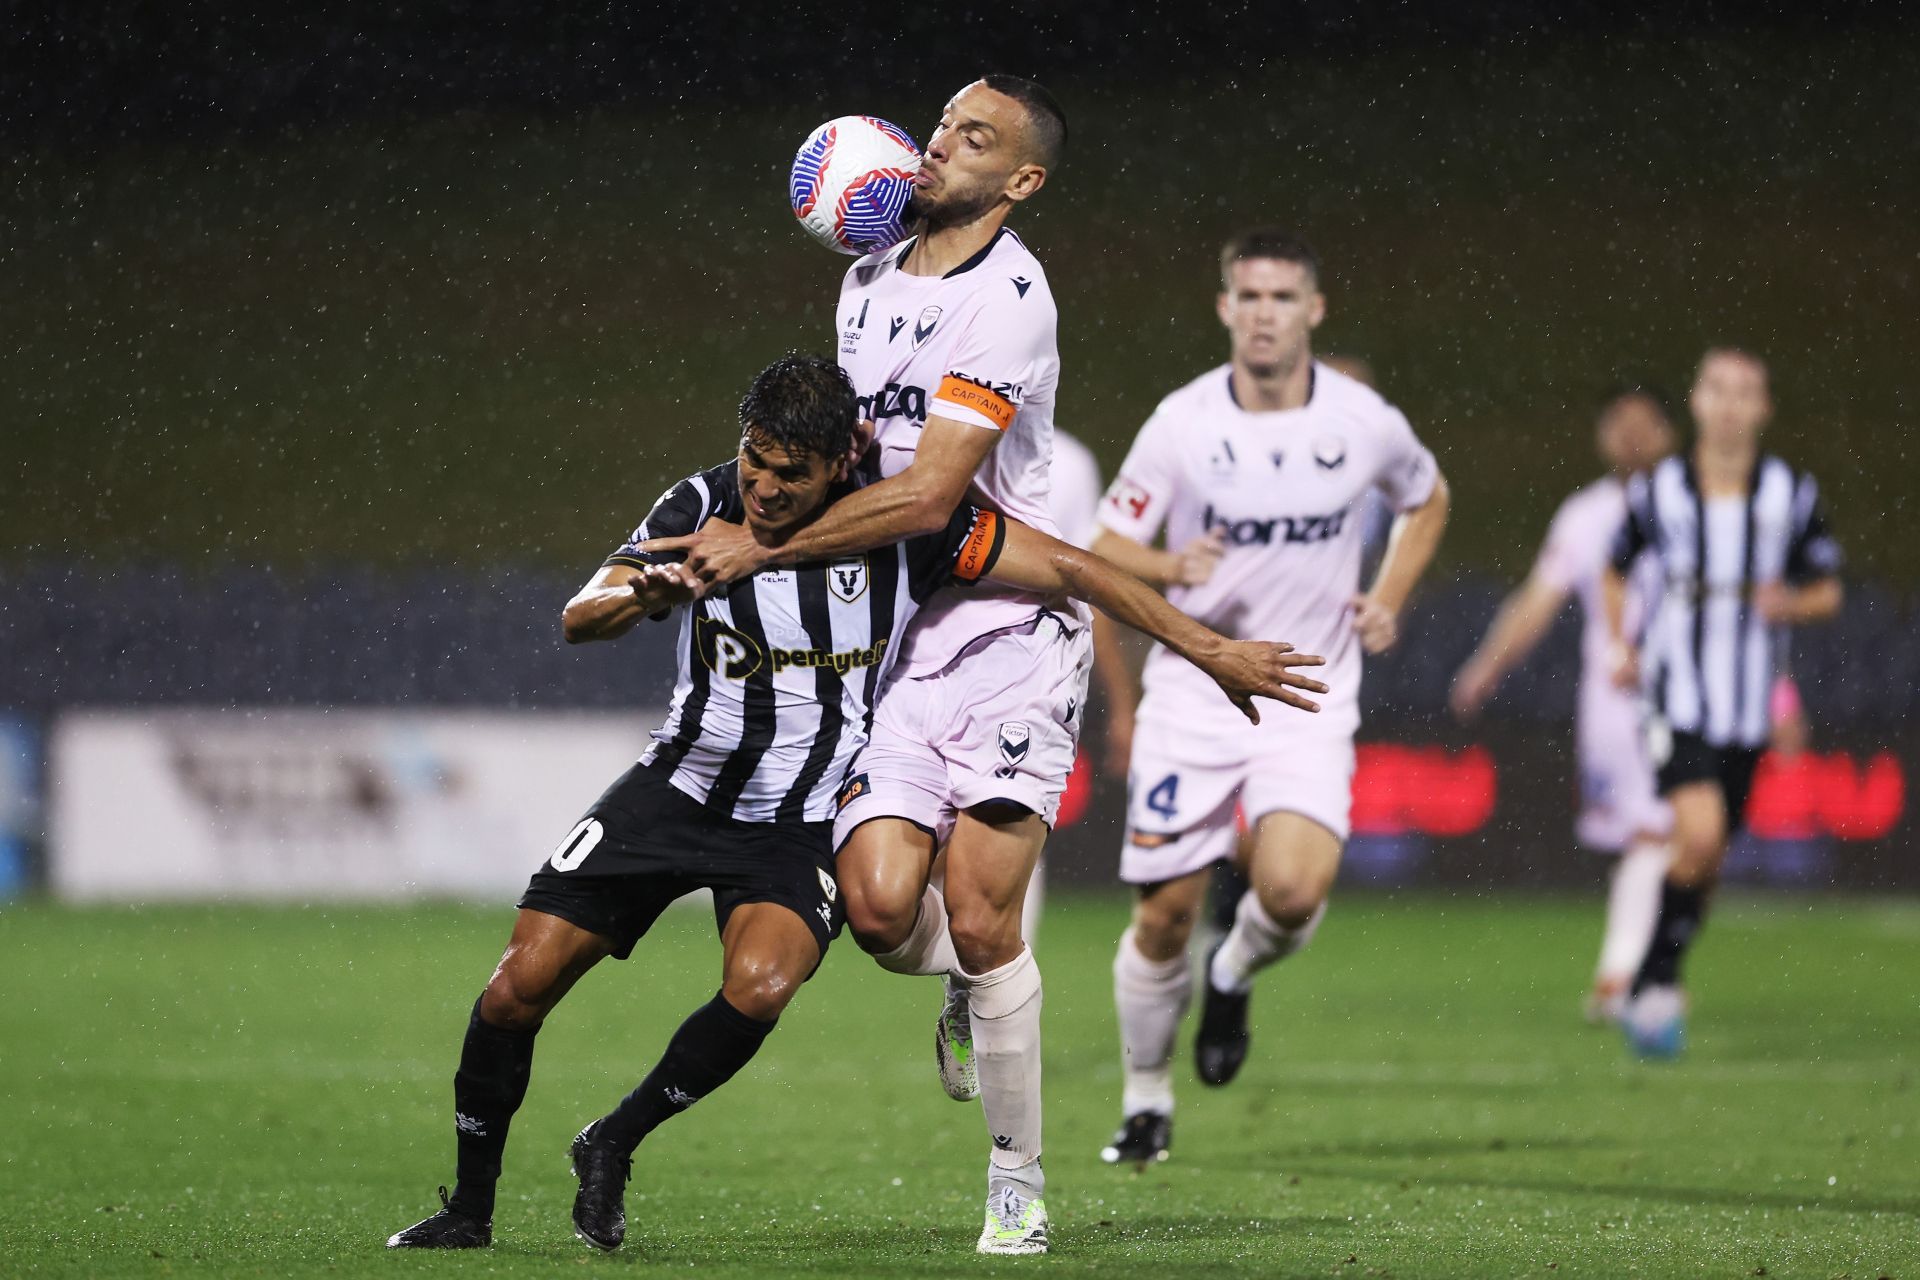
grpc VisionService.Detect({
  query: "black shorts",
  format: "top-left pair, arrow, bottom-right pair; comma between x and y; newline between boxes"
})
1654,730 -> 1764,828
518,762 -> 843,960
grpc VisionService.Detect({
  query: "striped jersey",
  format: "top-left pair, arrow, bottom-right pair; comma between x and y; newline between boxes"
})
606,462 -> 1006,822
1611,453 -> 1841,748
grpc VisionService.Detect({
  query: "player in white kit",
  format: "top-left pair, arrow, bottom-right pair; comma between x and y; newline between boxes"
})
1092,230 -> 1450,1166
649,78 -> 1331,1253
1450,385 -> 1677,1023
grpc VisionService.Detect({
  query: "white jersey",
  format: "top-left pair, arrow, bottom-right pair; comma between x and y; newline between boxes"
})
1533,476 -> 1660,680
1099,362 -> 1439,759
836,227 -> 1071,675
1047,429 -> 1104,549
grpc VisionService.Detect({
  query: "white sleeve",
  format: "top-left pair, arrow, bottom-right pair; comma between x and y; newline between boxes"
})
1047,435 -> 1105,550
1096,411 -> 1181,545
1374,406 -> 1440,513
928,293 -> 1057,434
1531,498 -> 1591,594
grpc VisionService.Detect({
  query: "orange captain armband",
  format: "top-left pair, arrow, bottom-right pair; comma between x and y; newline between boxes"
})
954,510 -> 1006,582
934,375 -> 1017,431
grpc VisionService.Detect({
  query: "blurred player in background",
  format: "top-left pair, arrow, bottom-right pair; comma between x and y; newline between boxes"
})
645,75 -> 1105,1253
388,355 -> 1325,1252
1450,384 -> 1677,1022
1092,230 -> 1450,1165
1604,349 -> 1842,1057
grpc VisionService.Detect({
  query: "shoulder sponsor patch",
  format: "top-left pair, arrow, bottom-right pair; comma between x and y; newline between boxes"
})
837,772 -> 870,811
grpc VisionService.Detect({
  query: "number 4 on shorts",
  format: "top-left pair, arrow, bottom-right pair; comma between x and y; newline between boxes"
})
1145,774 -> 1179,821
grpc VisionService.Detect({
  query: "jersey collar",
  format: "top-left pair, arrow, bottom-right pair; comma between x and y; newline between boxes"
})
887,226 -> 1009,279
1225,362 -> 1317,413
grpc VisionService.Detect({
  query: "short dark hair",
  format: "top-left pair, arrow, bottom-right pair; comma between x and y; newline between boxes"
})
1219,228 -> 1321,290
1598,380 -> 1676,422
981,73 -> 1068,169
737,354 -> 856,464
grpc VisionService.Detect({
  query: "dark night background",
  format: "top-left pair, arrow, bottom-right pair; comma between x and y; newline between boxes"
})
2,1 -> 1916,885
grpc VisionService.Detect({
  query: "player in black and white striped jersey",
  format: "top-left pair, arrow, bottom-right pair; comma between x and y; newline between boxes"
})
609,457 -> 973,825
1602,348 -> 1843,1058
388,354 -> 1329,1253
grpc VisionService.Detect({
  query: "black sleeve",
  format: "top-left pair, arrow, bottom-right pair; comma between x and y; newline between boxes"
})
1609,474 -> 1654,574
604,474 -> 714,570
1784,473 -> 1843,582
902,505 -> 1007,604
601,473 -> 714,620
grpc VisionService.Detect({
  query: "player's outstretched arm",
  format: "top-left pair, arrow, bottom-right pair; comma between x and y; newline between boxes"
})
985,519 -> 1328,721
1354,472 -> 1451,654
562,564 -> 696,644
1755,575 -> 1843,625
1090,528 -> 1225,589
1450,573 -> 1570,720
642,417 -> 998,591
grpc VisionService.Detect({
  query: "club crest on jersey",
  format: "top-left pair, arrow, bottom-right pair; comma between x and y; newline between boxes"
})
696,615 -> 765,680
913,305 -> 942,350
829,558 -> 867,603
994,722 -> 1031,779
1313,436 -> 1347,470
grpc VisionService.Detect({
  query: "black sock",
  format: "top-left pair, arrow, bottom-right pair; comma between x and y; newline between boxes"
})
1633,880 -> 1708,994
594,992 -> 776,1156
448,997 -> 539,1220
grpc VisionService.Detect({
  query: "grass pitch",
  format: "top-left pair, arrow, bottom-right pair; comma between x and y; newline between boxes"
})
2,892 -> 1915,1278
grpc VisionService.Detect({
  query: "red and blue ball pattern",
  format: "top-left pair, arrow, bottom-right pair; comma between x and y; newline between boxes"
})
790,116 -> 920,255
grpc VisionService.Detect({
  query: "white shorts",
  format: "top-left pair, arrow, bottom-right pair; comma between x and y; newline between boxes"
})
1574,680 -> 1672,852
833,611 -> 1092,850
1119,729 -> 1357,886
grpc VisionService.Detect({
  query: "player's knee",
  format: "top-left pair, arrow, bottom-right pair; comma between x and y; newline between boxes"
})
1132,896 -> 1196,959
722,965 -> 800,1022
842,878 -> 918,954
948,906 -> 1021,974
478,969 -> 549,1031
1251,877 -> 1326,929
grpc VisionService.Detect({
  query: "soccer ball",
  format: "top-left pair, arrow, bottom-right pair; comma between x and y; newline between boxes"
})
789,116 -> 921,256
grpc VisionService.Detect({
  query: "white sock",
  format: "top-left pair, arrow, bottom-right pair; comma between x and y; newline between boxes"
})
1210,893 -> 1325,996
1113,927 -> 1190,1117
1019,856 -> 1045,948
1597,839 -> 1671,982
874,885 -> 958,978
960,946 -> 1043,1173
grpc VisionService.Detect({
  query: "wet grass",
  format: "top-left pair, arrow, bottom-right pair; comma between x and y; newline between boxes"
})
1,891 -> 1916,1277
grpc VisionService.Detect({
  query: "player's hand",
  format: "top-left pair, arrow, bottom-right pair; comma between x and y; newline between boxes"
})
631,561 -> 697,607
1754,580 -> 1795,624
1448,659 -> 1497,722
1201,641 -> 1327,723
1607,639 -> 1640,690
1350,593 -> 1400,654
636,518 -> 768,596
1170,529 -> 1226,586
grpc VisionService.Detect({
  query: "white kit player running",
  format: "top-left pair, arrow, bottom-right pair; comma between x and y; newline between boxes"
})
1450,385 -> 1678,1023
1092,230 -> 1450,1167
649,78 -> 1330,1253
